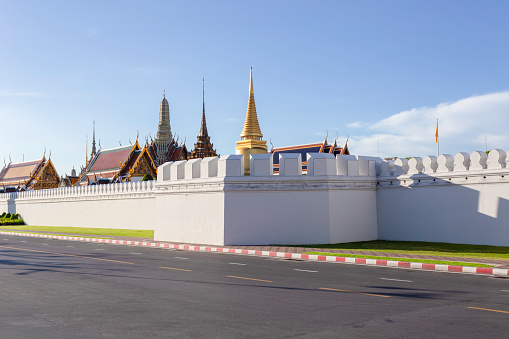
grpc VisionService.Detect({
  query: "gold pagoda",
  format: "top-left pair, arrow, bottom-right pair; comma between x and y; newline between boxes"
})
235,67 -> 268,174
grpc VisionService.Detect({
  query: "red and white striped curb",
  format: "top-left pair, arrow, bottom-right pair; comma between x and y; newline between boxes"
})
2,231 -> 508,277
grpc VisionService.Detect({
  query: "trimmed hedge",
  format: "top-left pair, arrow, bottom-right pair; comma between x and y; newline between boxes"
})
0,213 -> 24,226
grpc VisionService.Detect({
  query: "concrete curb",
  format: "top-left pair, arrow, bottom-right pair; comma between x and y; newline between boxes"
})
2,231 -> 508,277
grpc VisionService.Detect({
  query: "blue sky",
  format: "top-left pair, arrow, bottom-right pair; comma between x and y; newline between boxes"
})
1,0 -> 508,175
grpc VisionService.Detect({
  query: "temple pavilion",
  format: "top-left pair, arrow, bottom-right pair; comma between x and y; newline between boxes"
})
0,154 -> 60,190
78,140 -> 157,185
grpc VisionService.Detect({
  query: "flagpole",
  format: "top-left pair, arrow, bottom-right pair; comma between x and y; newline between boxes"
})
436,118 -> 439,157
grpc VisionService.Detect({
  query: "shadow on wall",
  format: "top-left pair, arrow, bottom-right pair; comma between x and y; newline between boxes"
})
377,151 -> 509,246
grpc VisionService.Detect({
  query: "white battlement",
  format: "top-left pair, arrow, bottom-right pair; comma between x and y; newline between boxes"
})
377,149 -> 509,187
154,153 -> 378,182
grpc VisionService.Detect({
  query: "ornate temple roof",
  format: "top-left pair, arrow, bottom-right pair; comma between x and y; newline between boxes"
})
0,160 -> 42,186
88,145 -> 133,173
0,156 -> 60,190
79,140 -> 158,184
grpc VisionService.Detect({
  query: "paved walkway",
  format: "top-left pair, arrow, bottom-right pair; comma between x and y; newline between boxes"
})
3,229 -> 509,268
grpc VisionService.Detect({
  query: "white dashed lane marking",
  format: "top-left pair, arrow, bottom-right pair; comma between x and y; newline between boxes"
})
294,269 -> 318,273
66,246 -> 74,248
174,257 -> 188,260
21,241 -> 27,243
95,249 -> 105,251
380,278 -> 413,283
130,252 -> 142,255
229,263 -> 247,266
501,290 -> 509,292
42,243 -> 48,245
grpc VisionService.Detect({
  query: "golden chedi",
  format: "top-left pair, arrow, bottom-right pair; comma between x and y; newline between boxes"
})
235,67 -> 268,174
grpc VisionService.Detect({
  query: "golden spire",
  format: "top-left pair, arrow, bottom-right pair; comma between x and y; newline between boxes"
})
240,67 -> 263,140
235,67 -> 268,174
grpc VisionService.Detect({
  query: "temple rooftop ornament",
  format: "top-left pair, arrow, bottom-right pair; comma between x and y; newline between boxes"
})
235,67 -> 268,174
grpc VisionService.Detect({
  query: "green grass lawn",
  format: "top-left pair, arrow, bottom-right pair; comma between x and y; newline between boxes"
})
0,226 -> 153,238
303,252 -> 495,267
292,240 -> 509,261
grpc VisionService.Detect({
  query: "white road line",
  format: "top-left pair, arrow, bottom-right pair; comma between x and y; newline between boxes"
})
95,249 -> 105,251
380,278 -> 413,283
229,263 -> 247,266
130,252 -> 142,255
294,269 -> 318,273
21,241 -> 27,243
42,243 -> 48,245
501,290 -> 509,292
174,257 -> 188,260
3,239 -> 8,240
66,246 -> 74,248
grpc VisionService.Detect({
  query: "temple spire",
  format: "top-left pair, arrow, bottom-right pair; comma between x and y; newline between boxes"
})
235,67 -> 268,174
189,78 -> 217,159
240,67 -> 263,140
199,78 -> 208,137
91,121 -> 97,157
156,91 -> 172,143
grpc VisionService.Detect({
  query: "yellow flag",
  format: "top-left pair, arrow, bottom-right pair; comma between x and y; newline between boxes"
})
435,119 -> 438,143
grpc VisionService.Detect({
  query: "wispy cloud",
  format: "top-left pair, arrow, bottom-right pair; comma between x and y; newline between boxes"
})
348,91 -> 509,158
347,121 -> 367,128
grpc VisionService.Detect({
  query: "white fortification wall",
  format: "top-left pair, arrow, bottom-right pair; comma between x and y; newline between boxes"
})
0,181 -> 155,230
154,154 -> 378,246
1,149 -> 509,246
376,150 -> 509,246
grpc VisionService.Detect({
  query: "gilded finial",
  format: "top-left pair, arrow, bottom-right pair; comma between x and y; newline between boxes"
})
269,138 -> 274,153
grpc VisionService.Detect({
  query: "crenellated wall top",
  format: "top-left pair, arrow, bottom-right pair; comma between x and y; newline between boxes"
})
155,153 -> 379,183
377,149 -> 509,187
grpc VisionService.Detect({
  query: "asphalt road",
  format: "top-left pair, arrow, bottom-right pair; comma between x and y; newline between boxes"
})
1,235 -> 508,338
